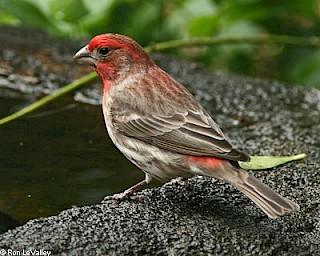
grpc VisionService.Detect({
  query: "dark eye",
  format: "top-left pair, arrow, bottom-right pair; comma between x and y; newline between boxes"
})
99,47 -> 109,55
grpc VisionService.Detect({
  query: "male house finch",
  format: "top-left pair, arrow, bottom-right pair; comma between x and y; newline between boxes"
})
74,34 -> 299,219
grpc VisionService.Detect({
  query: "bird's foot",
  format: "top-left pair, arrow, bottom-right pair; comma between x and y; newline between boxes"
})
101,192 -> 144,203
101,177 -> 151,203
101,192 -> 129,203
164,177 -> 188,187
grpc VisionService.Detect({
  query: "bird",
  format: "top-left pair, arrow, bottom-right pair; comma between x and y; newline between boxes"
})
73,33 -> 299,219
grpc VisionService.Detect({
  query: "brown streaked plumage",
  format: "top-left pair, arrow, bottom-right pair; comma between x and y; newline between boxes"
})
73,34 -> 299,219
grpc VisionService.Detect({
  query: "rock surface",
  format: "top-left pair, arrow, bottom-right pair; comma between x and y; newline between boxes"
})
0,26 -> 319,255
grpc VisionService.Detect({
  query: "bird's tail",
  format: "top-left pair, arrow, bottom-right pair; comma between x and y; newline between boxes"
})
189,157 -> 300,219
228,167 -> 299,219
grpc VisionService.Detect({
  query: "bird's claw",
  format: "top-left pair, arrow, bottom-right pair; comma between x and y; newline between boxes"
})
101,192 -> 144,203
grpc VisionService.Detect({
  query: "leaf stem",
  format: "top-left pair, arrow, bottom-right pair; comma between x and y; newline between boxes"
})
144,34 -> 320,52
0,71 -> 97,125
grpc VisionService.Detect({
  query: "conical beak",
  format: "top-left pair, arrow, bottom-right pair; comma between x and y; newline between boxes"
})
73,45 -> 95,65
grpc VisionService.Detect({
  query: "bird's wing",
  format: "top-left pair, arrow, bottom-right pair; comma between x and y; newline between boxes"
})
114,109 -> 249,162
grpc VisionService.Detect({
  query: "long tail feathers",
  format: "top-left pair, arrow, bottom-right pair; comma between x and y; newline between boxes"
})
205,161 -> 300,219
232,168 -> 299,219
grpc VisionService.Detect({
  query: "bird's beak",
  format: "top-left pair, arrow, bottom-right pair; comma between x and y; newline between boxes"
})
73,45 -> 95,65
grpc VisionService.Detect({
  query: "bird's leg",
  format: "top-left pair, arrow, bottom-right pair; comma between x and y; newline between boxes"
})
105,173 -> 153,201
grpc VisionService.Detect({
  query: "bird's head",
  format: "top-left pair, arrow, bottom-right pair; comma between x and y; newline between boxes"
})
73,34 -> 151,82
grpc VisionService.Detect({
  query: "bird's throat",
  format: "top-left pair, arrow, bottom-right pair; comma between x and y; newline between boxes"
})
102,80 -> 110,105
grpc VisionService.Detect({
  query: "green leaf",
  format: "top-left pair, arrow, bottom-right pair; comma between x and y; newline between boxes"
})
239,153 -> 307,170
49,0 -> 89,22
0,0 -> 59,34
0,11 -> 20,24
188,16 -> 218,36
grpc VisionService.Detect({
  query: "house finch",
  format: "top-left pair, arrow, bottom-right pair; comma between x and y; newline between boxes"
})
74,34 -> 299,219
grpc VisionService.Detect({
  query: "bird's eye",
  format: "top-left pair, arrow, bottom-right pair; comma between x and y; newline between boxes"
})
99,47 -> 109,55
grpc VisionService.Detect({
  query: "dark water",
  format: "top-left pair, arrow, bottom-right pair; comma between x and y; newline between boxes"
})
0,94 -> 145,231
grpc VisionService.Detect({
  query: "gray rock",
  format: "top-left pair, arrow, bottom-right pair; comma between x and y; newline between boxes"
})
0,26 -> 319,255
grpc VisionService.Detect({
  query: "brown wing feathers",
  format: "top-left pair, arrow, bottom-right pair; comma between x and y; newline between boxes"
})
115,111 -> 249,162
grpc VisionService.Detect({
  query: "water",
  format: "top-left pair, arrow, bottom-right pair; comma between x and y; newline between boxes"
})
0,95 -> 144,231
